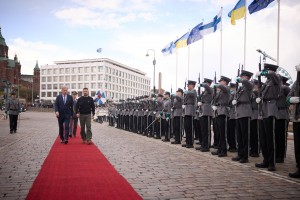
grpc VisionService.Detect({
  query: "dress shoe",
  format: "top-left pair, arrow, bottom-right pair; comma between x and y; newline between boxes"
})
250,153 -> 259,157
60,140 -> 64,143
289,170 -> 300,178
200,148 -> 209,152
255,162 -> 268,168
186,145 -> 194,148
13,130 -> 17,133
268,165 -> 276,171
195,147 -> 201,150
182,144 -> 187,147
82,140 -> 86,144
276,158 -> 284,163
87,140 -> 93,145
232,156 -> 241,161
211,151 -> 219,155
162,138 -> 170,142
240,159 -> 249,163
64,140 -> 68,144
171,141 -> 181,144
218,153 -> 227,157
10,130 -> 13,134
228,148 -> 237,153
195,142 -> 200,145
69,135 -> 72,138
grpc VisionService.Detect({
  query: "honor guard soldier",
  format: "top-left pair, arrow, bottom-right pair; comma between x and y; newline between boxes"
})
287,64 -> 300,178
129,99 -> 134,132
197,79 -> 213,152
137,97 -> 144,134
142,95 -> 149,136
275,76 -> 291,163
147,94 -> 156,137
171,88 -> 184,144
182,80 -> 197,148
255,63 -> 281,171
154,94 -> 163,139
5,92 -> 21,134
125,99 -> 130,130
231,70 -> 254,163
211,76 -> 231,157
133,98 -> 139,133
162,92 -> 172,142
250,80 -> 260,157
227,83 -> 237,152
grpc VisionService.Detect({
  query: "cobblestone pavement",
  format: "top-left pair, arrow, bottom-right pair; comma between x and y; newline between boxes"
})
0,112 -> 300,200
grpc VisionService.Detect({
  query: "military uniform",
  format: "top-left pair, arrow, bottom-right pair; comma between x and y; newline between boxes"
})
171,88 -> 184,144
142,95 -> 149,135
250,80 -> 260,157
147,95 -> 156,137
232,70 -> 253,163
255,64 -> 281,171
227,83 -> 237,152
182,80 -> 197,148
275,76 -> 291,163
211,76 -> 231,157
154,94 -> 163,139
162,92 -> 172,142
5,92 -> 20,133
198,79 -> 213,151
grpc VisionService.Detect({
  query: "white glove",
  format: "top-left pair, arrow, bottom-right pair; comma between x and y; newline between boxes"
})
153,111 -> 156,114
296,64 -> 300,72
197,102 -> 202,106
171,108 -> 174,112
256,97 -> 261,104
212,106 -> 217,111
182,105 -> 186,109
136,109 -> 138,112
196,110 -> 199,113
232,100 -> 237,105
290,97 -> 300,104
146,109 -> 148,112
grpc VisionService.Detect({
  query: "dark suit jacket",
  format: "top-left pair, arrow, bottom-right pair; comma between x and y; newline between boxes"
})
55,94 -> 74,117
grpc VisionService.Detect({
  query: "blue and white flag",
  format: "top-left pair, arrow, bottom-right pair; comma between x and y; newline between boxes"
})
187,22 -> 203,45
96,48 -> 102,53
161,41 -> 176,56
95,90 -> 106,105
199,10 -> 222,36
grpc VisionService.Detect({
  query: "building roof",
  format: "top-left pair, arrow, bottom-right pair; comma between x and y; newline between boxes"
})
34,60 -> 40,70
54,58 -> 147,76
0,27 -> 7,46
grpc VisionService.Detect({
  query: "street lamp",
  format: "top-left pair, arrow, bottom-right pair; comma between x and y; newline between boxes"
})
146,49 -> 156,94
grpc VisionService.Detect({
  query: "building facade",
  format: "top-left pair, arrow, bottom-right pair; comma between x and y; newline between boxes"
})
40,58 -> 151,102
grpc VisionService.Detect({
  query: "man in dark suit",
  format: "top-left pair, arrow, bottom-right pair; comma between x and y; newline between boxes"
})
55,86 -> 73,144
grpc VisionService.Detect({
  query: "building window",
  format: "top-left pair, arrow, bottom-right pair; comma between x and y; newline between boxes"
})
66,76 -> 70,82
91,66 -> 96,73
42,84 -> 46,90
41,92 -> 46,97
65,68 -> 70,74
59,76 -> 64,82
47,69 -> 52,74
53,69 -> 58,74
78,67 -> 83,73
99,74 -> 104,80
42,77 -> 46,82
53,92 -> 58,97
108,76 -> 111,82
47,77 -> 52,82
85,75 -> 89,81
53,76 -> 58,82
59,68 -> 64,74
47,84 -> 52,89
85,67 -> 90,73
78,83 -> 83,89
91,91 -> 96,96
71,83 -> 76,89
105,66 -> 108,73
98,66 -> 103,72
71,68 -> 77,74
42,69 -> 46,75
91,75 -> 96,81
78,75 -> 83,81
53,84 -> 58,89
84,83 -> 89,88
47,92 -> 52,97
72,75 -> 76,81
91,83 -> 96,89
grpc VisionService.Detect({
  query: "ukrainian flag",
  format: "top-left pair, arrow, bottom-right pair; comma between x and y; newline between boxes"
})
228,0 -> 246,25
175,32 -> 189,48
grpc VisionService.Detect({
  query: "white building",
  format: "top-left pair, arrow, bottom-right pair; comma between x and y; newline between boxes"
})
40,58 -> 151,102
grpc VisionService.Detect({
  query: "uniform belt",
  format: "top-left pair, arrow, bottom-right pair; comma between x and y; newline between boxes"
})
237,102 -> 250,105
9,109 -> 19,111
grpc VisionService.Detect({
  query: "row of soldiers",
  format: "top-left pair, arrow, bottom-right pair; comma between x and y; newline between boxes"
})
106,63 -> 300,178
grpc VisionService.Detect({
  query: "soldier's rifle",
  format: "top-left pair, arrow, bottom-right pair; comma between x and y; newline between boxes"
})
294,71 -> 300,120
234,64 -> 241,114
257,56 -> 262,118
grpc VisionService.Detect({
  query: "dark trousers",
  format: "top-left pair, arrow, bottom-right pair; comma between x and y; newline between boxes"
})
184,116 -> 193,146
213,118 -> 219,147
58,115 -> 70,141
70,117 -> 78,136
200,116 -> 211,150
142,115 -> 147,134
147,116 -> 153,136
275,119 -> 287,160
194,119 -> 201,142
293,122 -> 300,169
215,115 -> 227,153
227,119 -> 237,150
155,117 -> 162,137
173,116 -> 181,142
125,115 -> 129,130
137,116 -> 142,133
250,119 -> 259,155
236,117 -> 250,159
129,115 -> 133,131
9,114 -> 18,131
260,117 -> 276,167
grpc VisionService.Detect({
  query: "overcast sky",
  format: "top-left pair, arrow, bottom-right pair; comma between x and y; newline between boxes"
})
1,0 -> 299,91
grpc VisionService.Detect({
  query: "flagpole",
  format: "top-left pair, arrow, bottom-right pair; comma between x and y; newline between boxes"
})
277,0 -> 280,65
202,19 -> 204,81
244,0 -> 247,70
220,7 -> 223,75
176,45 -> 178,89
188,29 -> 190,80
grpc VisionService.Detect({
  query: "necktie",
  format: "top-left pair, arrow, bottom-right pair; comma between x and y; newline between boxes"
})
63,95 -> 66,104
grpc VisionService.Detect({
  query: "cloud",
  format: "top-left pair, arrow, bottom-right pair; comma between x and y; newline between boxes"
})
54,0 -> 159,28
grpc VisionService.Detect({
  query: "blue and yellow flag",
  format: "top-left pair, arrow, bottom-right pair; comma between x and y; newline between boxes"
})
175,32 -> 189,49
248,0 -> 274,14
228,0 -> 246,25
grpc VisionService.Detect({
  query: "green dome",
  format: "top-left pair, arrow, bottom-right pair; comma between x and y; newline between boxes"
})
0,27 -> 7,46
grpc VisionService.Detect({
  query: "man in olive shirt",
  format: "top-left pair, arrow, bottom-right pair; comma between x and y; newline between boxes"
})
76,88 -> 95,144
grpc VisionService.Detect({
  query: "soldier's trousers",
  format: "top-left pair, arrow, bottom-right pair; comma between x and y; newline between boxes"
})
125,115 -> 129,130
200,116 -> 211,150
293,122 -> 300,170
184,116 -> 193,146
213,118 -> 219,147
137,116 -> 142,133
194,119 -> 201,142
142,115 -> 147,134
9,114 -> 18,131
148,116 -> 153,136
227,119 -> 237,150
236,117 -> 250,160
155,118 -> 162,137
129,115 -> 133,131
173,116 -> 181,142
250,119 -> 259,155
275,119 -> 287,161
260,117 -> 276,167
162,118 -> 169,139
215,115 -> 227,154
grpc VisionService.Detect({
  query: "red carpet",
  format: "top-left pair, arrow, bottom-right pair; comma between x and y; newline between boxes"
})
26,127 -> 142,200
